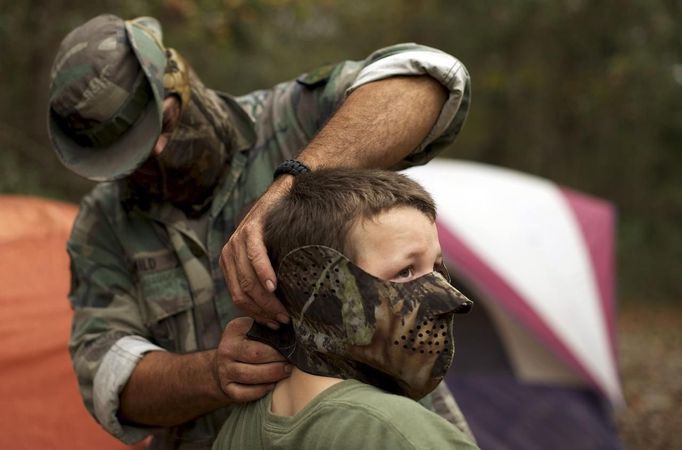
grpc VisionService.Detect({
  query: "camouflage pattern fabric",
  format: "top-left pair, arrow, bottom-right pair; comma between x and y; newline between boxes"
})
123,56 -> 232,216
48,15 -> 167,181
66,34 -> 471,449
249,245 -> 473,400
431,381 -> 477,440
163,48 -> 191,107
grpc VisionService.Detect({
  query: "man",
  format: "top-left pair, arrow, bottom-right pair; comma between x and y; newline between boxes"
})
48,14 -> 470,449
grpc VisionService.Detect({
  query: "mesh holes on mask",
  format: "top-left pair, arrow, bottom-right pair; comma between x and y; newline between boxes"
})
293,254 -> 342,299
393,316 -> 450,355
287,253 -> 347,325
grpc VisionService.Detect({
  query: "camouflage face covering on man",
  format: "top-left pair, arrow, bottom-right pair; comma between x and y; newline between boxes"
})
124,49 -> 231,216
48,14 -> 231,212
248,245 -> 473,400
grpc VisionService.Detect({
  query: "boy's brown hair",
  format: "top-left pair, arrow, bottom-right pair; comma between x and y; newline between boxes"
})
263,168 -> 436,269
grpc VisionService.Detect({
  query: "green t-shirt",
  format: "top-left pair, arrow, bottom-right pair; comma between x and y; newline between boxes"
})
212,380 -> 479,450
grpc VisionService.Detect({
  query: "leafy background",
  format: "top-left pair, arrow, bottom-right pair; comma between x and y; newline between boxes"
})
1,0 -> 679,304
1,1 -> 680,447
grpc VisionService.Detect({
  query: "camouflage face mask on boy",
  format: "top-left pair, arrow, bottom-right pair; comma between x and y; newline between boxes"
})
248,245 -> 473,400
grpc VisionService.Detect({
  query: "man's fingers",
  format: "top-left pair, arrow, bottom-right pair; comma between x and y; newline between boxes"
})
219,317 -> 286,364
244,228 -> 290,323
221,382 -> 276,404
220,179 -> 295,325
234,337 -> 287,365
222,242 -> 269,322
244,227 -> 277,292
232,227 -> 286,324
215,317 -> 292,403
222,316 -> 254,336
234,236 -> 268,301
224,360 -> 291,386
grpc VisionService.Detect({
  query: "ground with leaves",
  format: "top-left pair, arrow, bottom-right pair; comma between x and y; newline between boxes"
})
615,302 -> 682,449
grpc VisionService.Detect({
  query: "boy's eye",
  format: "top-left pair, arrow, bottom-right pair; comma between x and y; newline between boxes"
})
395,266 -> 414,280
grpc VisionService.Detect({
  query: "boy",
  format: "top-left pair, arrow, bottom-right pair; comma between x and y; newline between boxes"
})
213,169 -> 479,449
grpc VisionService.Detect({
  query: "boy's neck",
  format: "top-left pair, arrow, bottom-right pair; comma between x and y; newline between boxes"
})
270,367 -> 343,416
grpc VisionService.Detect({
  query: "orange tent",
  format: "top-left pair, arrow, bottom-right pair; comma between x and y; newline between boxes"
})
0,195 -> 136,450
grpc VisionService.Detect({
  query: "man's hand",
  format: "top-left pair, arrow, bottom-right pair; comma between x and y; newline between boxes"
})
220,76 -> 447,326
220,175 -> 294,327
213,317 -> 291,402
119,317 -> 291,426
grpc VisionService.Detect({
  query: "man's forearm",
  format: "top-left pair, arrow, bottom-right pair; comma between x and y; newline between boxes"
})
118,350 -> 228,427
298,75 -> 447,170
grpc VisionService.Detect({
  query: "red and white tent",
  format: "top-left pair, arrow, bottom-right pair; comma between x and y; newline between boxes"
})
405,159 -> 622,405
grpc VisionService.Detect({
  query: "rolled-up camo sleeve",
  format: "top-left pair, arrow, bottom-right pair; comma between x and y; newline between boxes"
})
67,189 -> 162,444
347,43 -> 470,168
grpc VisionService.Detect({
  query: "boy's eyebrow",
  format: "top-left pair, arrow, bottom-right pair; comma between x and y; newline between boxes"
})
401,249 -> 443,261
402,249 -> 423,259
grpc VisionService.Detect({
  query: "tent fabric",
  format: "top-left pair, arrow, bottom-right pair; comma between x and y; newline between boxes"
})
404,159 -> 622,405
559,187 -> 618,367
404,159 -> 622,449
448,375 -> 622,450
0,195 -> 138,450
474,288 -> 584,385
444,285 -> 622,449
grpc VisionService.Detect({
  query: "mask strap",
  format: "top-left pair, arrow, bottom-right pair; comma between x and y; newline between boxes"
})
246,321 -> 297,359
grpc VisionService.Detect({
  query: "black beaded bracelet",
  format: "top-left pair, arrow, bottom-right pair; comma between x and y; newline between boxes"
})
273,159 -> 311,179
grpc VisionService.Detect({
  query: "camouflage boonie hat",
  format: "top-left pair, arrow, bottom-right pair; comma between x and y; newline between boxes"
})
47,14 -> 167,181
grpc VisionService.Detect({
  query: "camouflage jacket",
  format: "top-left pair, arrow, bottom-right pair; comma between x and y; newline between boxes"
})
67,43 -> 471,449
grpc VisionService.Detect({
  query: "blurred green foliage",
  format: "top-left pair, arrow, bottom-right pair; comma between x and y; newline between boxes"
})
0,0 -> 679,303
